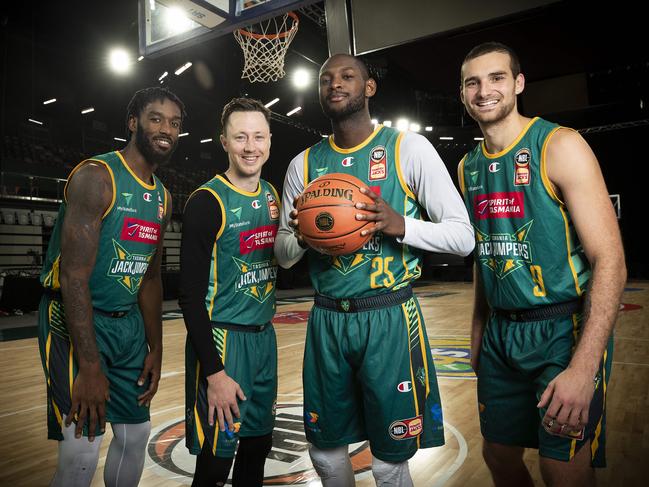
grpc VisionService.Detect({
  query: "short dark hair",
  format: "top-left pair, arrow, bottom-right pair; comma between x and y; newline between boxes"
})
221,97 -> 271,135
125,87 -> 186,139
462,42 -> 521,79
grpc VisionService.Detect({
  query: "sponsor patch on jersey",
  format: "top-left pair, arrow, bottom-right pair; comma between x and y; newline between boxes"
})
143,192 -> 152,202
389,416 -> 423,440
369,145 -> 387,181
514,148 -> 531,186
474,191 -> 524,219
120,217 -> 160,244
266,192 -> 279,220
397,381 -> 412,392
239,225 -> 277,254
341,156 -> 354,167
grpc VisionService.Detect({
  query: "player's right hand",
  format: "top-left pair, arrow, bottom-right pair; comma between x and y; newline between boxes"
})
67,364 -> 110,441
290,196 -> 308,248
206,370 -> 247,432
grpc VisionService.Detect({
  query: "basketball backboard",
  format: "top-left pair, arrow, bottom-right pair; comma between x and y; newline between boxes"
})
139,0 -> 317,58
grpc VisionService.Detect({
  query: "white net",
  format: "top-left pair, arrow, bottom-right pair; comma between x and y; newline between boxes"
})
233,11 -> 299,83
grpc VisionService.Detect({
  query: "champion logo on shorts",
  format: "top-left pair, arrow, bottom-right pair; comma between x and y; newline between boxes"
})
397,381 -> 412,392
389,415 -> 423,440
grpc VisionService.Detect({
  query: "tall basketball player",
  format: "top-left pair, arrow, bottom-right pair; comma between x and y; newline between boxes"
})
38,87 -> 184,486
458,42 -> 626,486
180,98 -> 280,486
275,54 -> 474,486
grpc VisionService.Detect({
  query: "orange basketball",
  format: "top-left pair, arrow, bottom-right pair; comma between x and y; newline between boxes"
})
296,173 -> 375,256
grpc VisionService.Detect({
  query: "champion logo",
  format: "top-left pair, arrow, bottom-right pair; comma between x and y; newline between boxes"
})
252,200 -> 261,209
341,156 -> 354,167
143,192 -> 152,202
488,162 -> 500,173
397,381 -> 412,392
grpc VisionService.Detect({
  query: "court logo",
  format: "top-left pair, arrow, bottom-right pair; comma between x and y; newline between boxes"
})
429,337 -> 475,379
146,404 -> 372,485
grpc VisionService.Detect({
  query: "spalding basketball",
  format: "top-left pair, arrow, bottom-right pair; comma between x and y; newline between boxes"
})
296,173 -> 375,256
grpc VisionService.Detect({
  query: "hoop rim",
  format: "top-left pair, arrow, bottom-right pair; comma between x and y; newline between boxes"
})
236,11 -> 299,40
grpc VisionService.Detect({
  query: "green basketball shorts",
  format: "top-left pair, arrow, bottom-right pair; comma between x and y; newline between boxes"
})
38,295 -> 150,440
477,310 -> 613,467
303,293 -> 445,462
185,323 -> 277,457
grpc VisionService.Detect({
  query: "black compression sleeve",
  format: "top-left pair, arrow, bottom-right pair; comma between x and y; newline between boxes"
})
179,189 -> 223,377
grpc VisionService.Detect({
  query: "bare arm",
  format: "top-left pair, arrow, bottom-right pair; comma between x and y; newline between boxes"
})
135,189 -> 171,406
60,162 -> 113,440
470,263 -> 490,372
538,128 -> 626,433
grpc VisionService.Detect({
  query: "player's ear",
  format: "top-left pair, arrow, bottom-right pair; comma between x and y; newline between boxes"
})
515,73 -> 525,95
365,77 -> 377,98
220,133 -> 227,151
128,115 -> 137,134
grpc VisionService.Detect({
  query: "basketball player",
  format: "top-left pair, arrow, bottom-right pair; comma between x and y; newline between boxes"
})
275,54 -> 474,486
179,98 -> 280,487
38,87 -> 184,486
458,42 -> 626,486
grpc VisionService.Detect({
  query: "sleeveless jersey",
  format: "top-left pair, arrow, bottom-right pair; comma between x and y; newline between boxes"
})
305,125 -> 422,298
198,175 -> 279,325
41,151 -> 167,312
459,117 -> 591,310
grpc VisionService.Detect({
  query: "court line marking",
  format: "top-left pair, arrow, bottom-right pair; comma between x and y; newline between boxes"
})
612,361 -> 649,367
615,337 -> 649,341
432,421 -> 468,487
0,404 -> 45,418
277,341 -> 304,351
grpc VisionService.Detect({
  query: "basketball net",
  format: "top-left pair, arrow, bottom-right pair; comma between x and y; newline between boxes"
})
234,11 -> 299,83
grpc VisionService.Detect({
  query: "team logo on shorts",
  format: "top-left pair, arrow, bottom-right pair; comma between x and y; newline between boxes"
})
397,381 -> 412,392
146,404 -> 373,484
304,411 -> 320,432
389,415 -> 423,440
369,145 -> 387,181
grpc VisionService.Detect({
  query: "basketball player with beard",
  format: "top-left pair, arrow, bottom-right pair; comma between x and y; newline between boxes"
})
38,87 -> 185,487
458,43 -> 626,486
275,54 -> 474,486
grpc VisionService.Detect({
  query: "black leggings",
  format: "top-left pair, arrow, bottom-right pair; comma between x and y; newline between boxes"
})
192,434 -> 273,487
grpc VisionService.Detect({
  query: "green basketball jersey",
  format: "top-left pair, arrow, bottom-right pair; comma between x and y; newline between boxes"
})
459,117 -> 591,310
41,151 -> 167,312
305,125 -> 422,298
198,175 -> 279,325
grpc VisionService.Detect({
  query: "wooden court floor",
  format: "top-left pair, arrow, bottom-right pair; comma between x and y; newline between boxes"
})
0,281 -> 647,486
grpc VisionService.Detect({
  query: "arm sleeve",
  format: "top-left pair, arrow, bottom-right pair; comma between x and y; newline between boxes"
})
179,190 -> 223,377
274,150 -> 308,268
399,132 -> 475,256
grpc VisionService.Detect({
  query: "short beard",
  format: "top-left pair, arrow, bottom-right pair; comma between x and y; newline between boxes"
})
134,122 -> 176,167
322,91 -> 366,122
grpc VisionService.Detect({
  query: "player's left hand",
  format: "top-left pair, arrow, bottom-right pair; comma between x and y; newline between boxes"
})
537,366 -> 595,436
355,186 -> 405,238
137,348 -> 162,407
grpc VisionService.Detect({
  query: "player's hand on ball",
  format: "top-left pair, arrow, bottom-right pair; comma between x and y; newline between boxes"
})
290,195 -> 308,248
355,187 -> 405,238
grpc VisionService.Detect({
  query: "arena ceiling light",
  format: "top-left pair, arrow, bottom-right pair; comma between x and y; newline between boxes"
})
43,98 -> 56,105
179,132 -> 189,137
292,68 -> 310,89
409,123 -> 421,132
109,48 -> 132,75
396,118 -> 409,131
200,138 -> 212,143
137,55 -> 144,61
81,107 -> 95,114
425,126 -> 433,132
174,62 -> 192,76
28,118 -> 43,125
158,71 -> 168,81
286,106 -> 302,116
114,137 -> 127,142
383,120 -> 392,127
440,136 -> 454,140
165,7 -> 194,35
264,98 -> 279,108
371,118 -> 378,125
474,137 -> 484,141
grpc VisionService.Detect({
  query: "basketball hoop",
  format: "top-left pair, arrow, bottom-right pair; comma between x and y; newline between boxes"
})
234,11 -> 299,83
